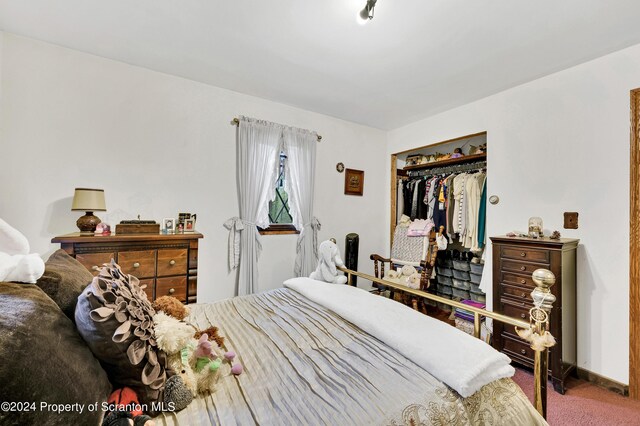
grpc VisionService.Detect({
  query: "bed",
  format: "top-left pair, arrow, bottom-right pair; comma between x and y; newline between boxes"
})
155,279 -> 546,426
0,251 -> 546,426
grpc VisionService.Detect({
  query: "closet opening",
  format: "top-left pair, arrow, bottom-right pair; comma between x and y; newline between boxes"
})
389,132 -> 488,330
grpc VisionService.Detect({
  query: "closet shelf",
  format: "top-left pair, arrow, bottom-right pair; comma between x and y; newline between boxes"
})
403,153 -> 486,171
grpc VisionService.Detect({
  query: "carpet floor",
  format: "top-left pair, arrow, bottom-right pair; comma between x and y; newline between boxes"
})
512,368 -> 640,425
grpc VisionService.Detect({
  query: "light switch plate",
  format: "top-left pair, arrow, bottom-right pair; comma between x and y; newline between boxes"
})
564,212 -> 579,229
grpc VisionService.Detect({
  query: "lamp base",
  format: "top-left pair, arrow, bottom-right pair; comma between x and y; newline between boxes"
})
76,211 -> 101,234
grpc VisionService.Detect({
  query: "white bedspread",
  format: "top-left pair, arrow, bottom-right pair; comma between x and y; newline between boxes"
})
284,277 -> 515,398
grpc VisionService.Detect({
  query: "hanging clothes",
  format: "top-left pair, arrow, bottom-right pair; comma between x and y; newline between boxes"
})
452,173 -> 467,236
402,163 -> 487,249
446,173 -> 456,239
403,180 -> 413,217
464,172 -> 486,251
477,178 -> 487,249
432,178 -> 448,230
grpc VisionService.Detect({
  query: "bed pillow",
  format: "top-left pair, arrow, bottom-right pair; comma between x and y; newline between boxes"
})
0,282 -> 111,425
75,260 -> 168,408
36,249 -> 94,320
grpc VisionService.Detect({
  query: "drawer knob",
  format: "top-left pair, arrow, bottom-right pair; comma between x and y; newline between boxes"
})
170,260 -> 176,266
520,252 -> 526,257
520,266 -> 526,271
520,349 -> 527,355
92,265 -> 99,271
133,262 -> 140,268
168,288 -> 175,294
520,279 -> 526,284
520,313 -> 526,319
521,292 -> 526,298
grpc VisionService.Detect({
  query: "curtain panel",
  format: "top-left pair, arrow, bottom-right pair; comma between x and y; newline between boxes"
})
283,127 -> 320,277
224,116 -> 282,296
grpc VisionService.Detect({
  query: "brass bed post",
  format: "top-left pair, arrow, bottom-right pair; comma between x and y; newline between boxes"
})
528,268 -> 556,419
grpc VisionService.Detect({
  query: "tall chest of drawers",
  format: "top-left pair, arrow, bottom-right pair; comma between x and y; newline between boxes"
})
52,232 -> 203,304
490,235 -> 579,394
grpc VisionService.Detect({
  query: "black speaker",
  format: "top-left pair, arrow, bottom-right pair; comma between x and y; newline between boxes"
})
345,233 -> 359,286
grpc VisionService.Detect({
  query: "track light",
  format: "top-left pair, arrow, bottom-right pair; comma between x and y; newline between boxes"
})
358,0 -> 377,22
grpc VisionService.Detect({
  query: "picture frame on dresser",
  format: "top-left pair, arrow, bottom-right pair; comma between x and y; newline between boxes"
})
162,218 -> 175,234
51,232 -> 203,304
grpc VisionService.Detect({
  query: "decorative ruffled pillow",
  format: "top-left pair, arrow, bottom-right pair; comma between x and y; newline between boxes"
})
75,260 -> 168,407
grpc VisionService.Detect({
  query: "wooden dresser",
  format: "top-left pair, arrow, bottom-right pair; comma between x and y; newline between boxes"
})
490,235 -> 579,394
52,232 -> 203,304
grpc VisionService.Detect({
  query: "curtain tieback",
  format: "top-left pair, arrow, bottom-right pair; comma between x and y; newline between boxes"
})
223,217 -> 260,271
298,217 -> 321,258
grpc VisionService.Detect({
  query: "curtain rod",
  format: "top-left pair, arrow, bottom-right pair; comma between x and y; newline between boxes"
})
231,118 -> 322,142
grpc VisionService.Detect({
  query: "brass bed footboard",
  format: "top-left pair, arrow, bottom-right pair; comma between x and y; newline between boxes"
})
338,266 -> 556,420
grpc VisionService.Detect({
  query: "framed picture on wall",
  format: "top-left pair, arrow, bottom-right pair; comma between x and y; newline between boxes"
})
344,168 -> 364,196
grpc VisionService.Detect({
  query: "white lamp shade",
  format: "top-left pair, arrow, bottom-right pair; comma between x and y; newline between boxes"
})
71,188 -> 106,211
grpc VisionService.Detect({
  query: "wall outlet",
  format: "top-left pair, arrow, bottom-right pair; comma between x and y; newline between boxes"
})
564,212 -> 579,229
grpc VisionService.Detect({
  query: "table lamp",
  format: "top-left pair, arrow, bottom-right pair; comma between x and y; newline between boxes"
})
72,188 -> 106,234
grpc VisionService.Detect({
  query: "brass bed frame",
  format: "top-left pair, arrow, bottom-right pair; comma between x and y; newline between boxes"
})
338,266 -> 555,420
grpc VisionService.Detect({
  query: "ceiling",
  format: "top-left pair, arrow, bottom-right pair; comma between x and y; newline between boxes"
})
2,0 -> 640,130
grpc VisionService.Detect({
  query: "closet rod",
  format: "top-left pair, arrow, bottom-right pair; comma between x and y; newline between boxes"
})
231,118 -> 322,142
407,160 -> 487,177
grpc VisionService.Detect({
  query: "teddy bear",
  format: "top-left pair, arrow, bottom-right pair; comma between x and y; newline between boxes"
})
309,239 -> 347,284
383,269 -> 401,281
0,218 -> 45,283
399,264 -> 422,290
382,265 -> 421,289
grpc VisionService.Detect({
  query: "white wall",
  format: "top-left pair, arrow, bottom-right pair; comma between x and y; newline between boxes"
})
0,33 -> 387,301
388,43 -> 640,384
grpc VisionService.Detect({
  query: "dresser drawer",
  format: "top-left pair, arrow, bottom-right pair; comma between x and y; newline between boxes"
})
138,278 -> 155,301
500,298 -> 531,321
156,276 -> 187,302
501,271 -> 536,288
157,249 -> 188,277
76,252 -> 116,276
502,333 -> 535,364
501,283 -> 532,302
501,247 -> 549,264
501,259 -> 548,274
118,250 -> 157,278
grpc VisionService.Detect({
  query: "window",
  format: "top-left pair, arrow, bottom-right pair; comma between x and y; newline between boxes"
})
260,153 -> 299,235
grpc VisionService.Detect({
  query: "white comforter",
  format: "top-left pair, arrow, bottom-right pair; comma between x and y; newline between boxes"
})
284,277 -> 514,398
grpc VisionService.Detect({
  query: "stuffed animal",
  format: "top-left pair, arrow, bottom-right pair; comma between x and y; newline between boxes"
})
152,296 -> 190,320
398,265 -> 423,289
406,273 -> 421,290
153,311 -> 242,399
102,387 -> 155,426
153,312 -> 198,398
309,240 -> 347,284
383,269 -> 401,281
0,218 -> 44,283
153,295 -> 225,347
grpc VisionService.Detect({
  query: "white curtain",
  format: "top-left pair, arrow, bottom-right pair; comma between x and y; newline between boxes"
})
224,116 -> 282,296
283,127 -> 319,277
